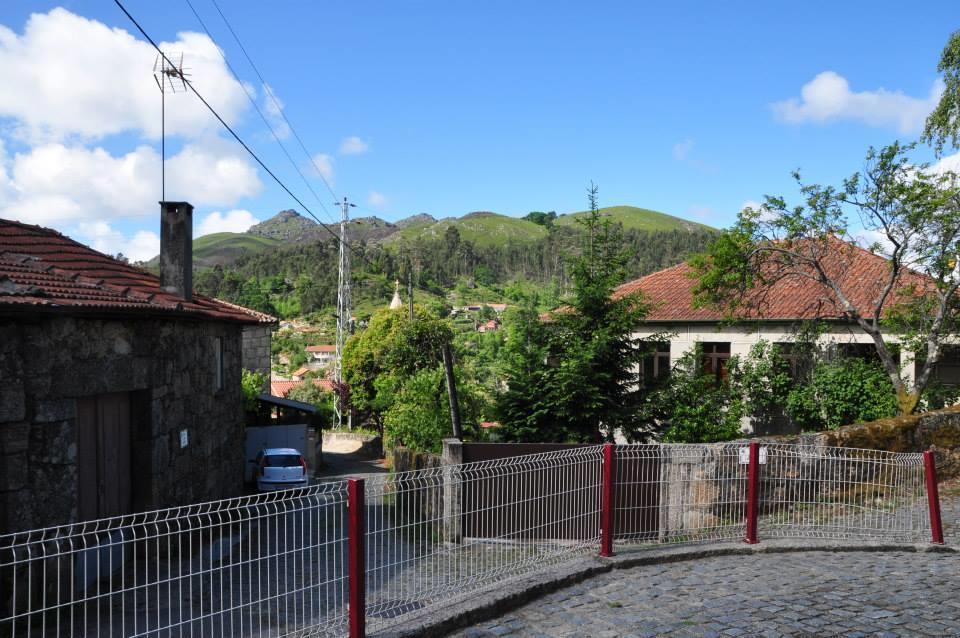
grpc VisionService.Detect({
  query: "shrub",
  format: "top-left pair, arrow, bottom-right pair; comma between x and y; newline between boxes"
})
788,357 -> 898,430
656,348 -> 744,443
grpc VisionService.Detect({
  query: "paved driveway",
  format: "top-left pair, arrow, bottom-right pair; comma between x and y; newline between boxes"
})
452,550 -> 960,637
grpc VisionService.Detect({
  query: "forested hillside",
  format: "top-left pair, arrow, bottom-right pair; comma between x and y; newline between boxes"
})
194,218 -> 716,320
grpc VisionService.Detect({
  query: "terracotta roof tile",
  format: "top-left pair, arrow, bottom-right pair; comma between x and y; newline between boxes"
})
614,238 -> 929,322
0,218 -> 273,324
270,379 -> 333,397
306,344 -> 336,353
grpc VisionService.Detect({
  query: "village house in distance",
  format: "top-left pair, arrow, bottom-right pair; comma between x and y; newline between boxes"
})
0,202 -> 274,534
618,237 -> 960,435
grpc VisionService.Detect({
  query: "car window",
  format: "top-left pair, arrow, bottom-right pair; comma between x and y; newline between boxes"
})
263,454 -> 301,467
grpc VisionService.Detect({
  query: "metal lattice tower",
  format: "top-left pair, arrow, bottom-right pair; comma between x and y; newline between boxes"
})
334,197 -> 355,429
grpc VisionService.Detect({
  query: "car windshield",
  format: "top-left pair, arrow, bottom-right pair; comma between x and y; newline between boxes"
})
263,454 -> 301,467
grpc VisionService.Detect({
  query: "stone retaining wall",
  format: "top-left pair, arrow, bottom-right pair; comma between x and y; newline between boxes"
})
759,405 -> 960,479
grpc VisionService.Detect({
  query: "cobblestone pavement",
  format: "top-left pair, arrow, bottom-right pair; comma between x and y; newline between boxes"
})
452,550 -> 960,637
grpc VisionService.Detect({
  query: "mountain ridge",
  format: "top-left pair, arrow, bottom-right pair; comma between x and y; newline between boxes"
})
146,205 -> 715,266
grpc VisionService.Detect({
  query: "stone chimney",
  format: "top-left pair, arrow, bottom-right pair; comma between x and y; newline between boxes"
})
159,201 -> 194,301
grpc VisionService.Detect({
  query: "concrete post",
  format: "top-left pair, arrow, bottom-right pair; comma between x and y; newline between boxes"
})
442,438 -> 463,543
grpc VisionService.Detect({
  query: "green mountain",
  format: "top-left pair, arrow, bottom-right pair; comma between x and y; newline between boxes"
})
148,206 -> 715,269
555,205 -> 712,232
192,233 -> 281,268
389,211 -> 548,247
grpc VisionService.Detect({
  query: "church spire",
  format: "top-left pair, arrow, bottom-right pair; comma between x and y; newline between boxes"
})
389,279 -> 403,309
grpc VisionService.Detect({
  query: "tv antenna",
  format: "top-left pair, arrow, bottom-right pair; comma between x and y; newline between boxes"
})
153,53 -> 190,201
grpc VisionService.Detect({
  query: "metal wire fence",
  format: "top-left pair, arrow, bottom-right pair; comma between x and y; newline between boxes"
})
613,443 -> 747,545
362,445 -> 602,632
612,443 -> 932,548
758,444 -> 930,542
0,443 -> 940,637
0,483 -> 349,638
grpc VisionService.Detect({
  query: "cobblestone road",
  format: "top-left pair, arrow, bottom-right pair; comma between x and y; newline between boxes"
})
452,550 -> 960,637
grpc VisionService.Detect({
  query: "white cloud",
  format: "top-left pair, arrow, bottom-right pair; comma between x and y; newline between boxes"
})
309,153 -> 334,184
74,220 -> 160,262
339,136 -> 369,155
0,141 -> 261,225
673,138 -> 694,161
165,138 -> 262,204
772,71 -> 943,134
0,8 -> 249,142
931,151 -> 960,176
196,209 -> 260,237
261,83 -> 290,140
367,191 -> 388,208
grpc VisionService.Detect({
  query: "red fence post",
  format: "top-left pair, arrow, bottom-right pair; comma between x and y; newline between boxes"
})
347,478 -> 366,638
924,450 -> 945,545
600,443 -> 616,557
744,441 -> 760,545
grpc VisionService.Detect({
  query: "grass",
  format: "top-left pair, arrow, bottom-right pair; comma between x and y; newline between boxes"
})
555,205 -> 715,232
143,232 -> 281,268
192,233 -> 281,267
388,212 -> 548,247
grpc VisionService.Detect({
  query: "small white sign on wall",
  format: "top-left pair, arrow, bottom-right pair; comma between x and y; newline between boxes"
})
179,429 -> 189,449
739,446 -> 767,465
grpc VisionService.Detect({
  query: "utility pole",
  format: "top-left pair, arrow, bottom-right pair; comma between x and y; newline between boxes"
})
442,342 -> 463,439
334,196 -> 355,430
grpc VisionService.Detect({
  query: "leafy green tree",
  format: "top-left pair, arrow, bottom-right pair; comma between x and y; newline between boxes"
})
495,299 -> 553,441
241,369 -> 268,414
287,382 -> 335,426
655,347 -> 744,443
694,143 -> 960,415
786,357 -> 898,430
923,30 -> 960,156
382,367 -> 483,453
342,306 -> 453,435
523,211 -> 557,227
735,340 -> 795,433
497,185 -> 655,443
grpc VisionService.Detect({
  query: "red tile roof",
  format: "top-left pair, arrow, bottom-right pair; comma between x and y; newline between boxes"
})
614,238 -> 928,322
0,219 -> 273,324
270,379 -> 333,397
306,344 -> 336,353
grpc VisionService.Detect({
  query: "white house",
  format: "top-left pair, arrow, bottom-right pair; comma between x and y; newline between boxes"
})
306,344 -> 337,367
616,239 -> 960,434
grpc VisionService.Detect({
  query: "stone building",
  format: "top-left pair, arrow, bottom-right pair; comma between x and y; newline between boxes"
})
0,202 -> 274,534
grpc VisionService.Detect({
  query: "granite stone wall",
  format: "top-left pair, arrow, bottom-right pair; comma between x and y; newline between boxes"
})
241,324 -> 273,384
0,316 -> 247,534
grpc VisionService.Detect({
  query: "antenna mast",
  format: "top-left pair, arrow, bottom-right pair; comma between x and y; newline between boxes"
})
334,197 -> 356,429
153,53 -> 190,201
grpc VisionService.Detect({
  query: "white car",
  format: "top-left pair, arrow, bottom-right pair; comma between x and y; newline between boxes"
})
254,448 -> 309,492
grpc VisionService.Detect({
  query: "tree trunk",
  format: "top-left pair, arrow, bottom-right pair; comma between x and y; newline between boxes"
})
897,388 -> 921,416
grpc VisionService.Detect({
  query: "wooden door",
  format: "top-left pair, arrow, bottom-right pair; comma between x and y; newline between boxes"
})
77,393 -> 132,521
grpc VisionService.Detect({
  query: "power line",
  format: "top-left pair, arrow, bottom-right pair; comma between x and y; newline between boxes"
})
114,0 -> 441,303
205,0 -> 338,202
182,0 -> 337,224
113,0 -> 372,267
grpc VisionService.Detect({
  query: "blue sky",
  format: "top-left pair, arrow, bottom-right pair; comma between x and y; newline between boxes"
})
0,1 -> 955,259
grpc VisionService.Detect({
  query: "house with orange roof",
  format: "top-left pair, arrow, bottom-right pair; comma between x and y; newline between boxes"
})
306,343 -> 337,367
0,202 -> 275,534
616,238 -> 960,434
